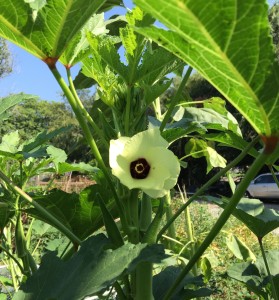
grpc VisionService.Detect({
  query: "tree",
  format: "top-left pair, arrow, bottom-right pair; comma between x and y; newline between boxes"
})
186,72 -> 222,100
269,2 -> 279,60
0,37 -> 12,79
0,98 -> 89,161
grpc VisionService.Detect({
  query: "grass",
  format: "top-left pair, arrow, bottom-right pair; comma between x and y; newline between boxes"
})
1,186 -> 278,299
171,197 -> 279,299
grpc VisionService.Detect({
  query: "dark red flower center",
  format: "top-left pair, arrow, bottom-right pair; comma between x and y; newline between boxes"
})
130,158 -> 150,179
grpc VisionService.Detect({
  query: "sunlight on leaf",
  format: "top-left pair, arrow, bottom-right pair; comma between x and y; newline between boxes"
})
134,0 -> 279,135
0,0 -> 122,61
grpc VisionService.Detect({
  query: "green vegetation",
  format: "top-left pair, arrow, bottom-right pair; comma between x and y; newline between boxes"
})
0,1 -> 279,300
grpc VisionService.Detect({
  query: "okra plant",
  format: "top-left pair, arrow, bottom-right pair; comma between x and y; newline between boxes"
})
0,1 -> 279,299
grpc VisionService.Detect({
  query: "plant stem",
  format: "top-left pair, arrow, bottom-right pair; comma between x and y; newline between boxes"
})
179,186 -> 198,276
0,244 -> 25,275
113,281 -> 127,300
157,136 -> 260,241
152,97 -> 162,121
127,189 -> 140,244
258,237 -> 279,300
0,170 -> 82,245
5,225 -> 20,290
163,148 -> 269,300
164,191 -> 176,250
269,165 -> 279,188
134,195 -> 155,300
50,66 -> 128,234
160,67 -> 192,132
139,193 -> 152,232
66,68 -> 108,148
135,262 -> 154,300
125,87 -> 132,135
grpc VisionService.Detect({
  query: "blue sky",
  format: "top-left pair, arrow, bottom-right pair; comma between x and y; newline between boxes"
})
0,1 -> 132,102
0,0 -> 277,102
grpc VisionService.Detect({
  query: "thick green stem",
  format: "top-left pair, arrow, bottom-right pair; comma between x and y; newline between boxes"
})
0,170 -> 82,245
160,67 -> 192,132
164,191 -> 176,250
127,189 -> 140,244
164,149 -> 269,300
139,193 -> 152,232
135,262 -> 154,300
51,67 -> 104,171
157,136 -> 260,241
135,195 -> 155,300
125,87 -> 132,135
66,68 -> 108,148
50,66 -> 128,234
5,225 -> 20,290
258,237 -> 279,300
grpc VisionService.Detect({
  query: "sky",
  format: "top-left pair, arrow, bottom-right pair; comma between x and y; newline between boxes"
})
0,0 -> 277,103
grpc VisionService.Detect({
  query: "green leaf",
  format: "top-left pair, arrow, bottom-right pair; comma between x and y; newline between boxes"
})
160,122 -> 207,144
26,185 -> 115,240
211,197 -> 279,237
0,202 -> 14,231
73,70 -> 97,89
143,80 -> 172,105
86,33 -> 128,82
46,145 -> 67,166
24,0 -> 47,21
200,256 -> 212,283
157,105 -> 242,145
31,219 -> 53,236
0,275 -> 13,287
185,138 -> 226,173
0,0 -> 116,60
134,0 -> 279,135
56,162 -> 98,175
60,13 -> 109,67
136,48 -> 183,84
228,250 -> 279,298
21,127 -> 70,156
226,234 -> 256,262
182,107 -> 241,134
120,7 -> 144,58
201,131 -> 259,158
98,194 -> 124,248
106,14 -> 127,37
0,94 -> 37,121
0,294 -> 7,300
153,267 -> 212,300
14,234 -> 166,300
0,131 -> 20,153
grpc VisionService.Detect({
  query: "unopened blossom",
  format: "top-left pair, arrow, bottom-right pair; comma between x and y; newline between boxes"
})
109,128 -> 180,198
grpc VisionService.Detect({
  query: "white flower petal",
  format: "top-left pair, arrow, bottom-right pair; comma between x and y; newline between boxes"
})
109,128 -> 180,198
109,137 -> 129,169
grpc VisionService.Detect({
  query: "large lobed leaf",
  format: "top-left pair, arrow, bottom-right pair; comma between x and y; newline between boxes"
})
26,185 -> 116,240
210,197 -> 279,237
228,250 -> 279,299
134,0 -> 279,136
13,234 -> 167,300
0,0 -> 122,61
0,94 -> 38,121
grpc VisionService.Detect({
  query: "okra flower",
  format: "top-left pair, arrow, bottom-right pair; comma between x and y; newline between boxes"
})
109,128 -> 180,198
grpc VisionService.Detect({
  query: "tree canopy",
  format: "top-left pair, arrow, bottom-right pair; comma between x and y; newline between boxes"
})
269,2 -> 279,60
0,98 -> 89,161
0,37 -> 12,79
